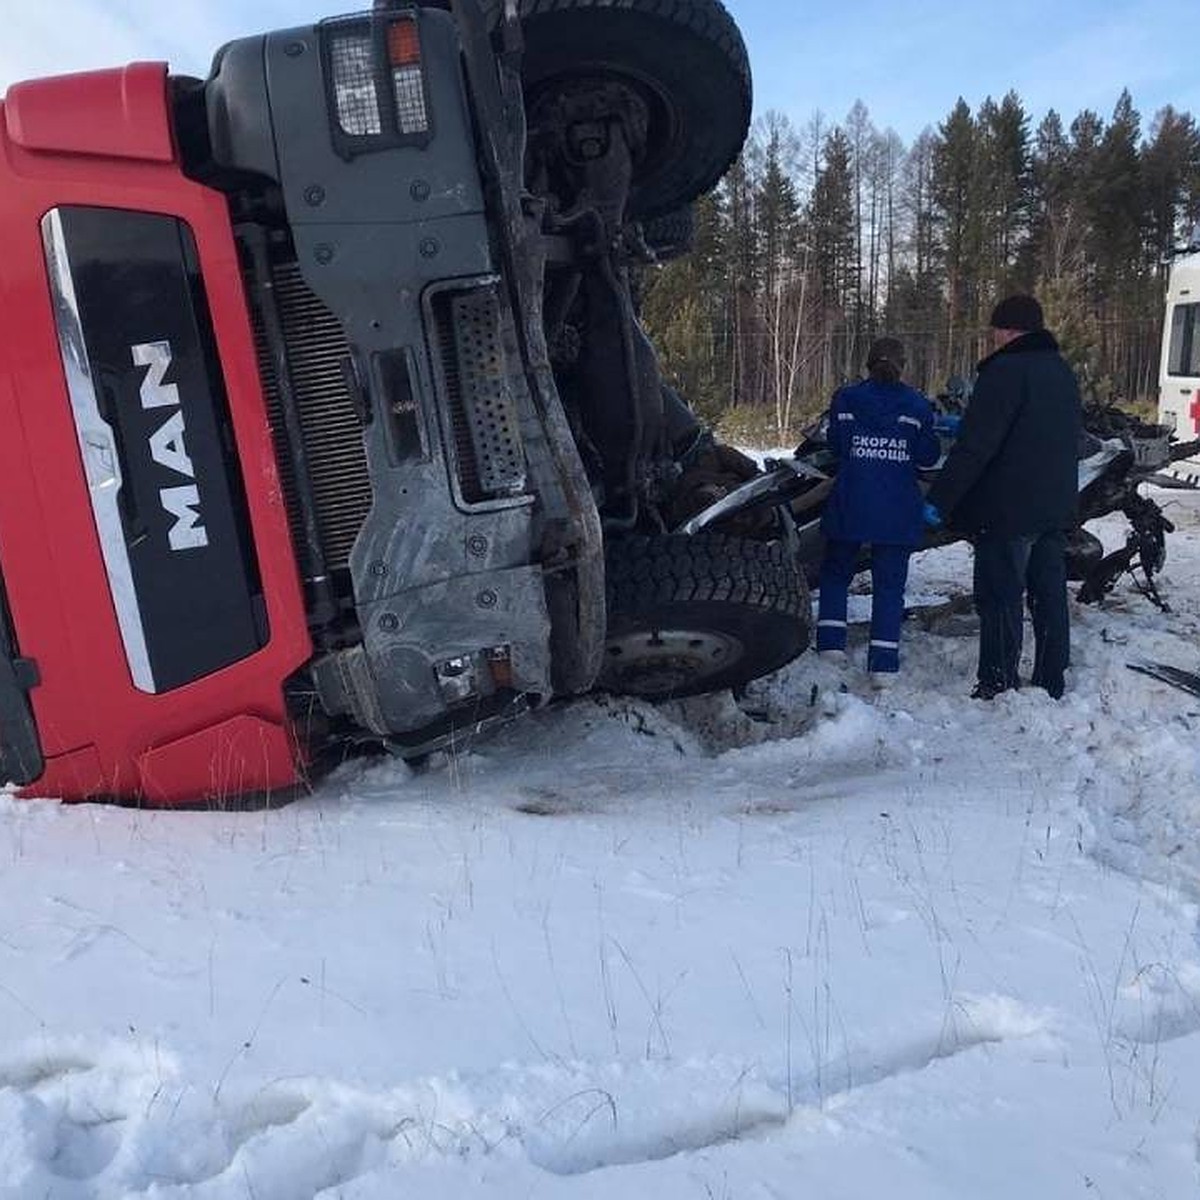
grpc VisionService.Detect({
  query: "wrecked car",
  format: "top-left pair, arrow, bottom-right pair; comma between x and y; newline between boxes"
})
684,388 -> 1195,615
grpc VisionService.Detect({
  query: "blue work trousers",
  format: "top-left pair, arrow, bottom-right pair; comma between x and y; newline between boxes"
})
816,541 -> 911,673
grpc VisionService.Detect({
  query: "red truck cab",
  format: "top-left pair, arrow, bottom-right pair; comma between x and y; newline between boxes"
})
0,64 -> 312,804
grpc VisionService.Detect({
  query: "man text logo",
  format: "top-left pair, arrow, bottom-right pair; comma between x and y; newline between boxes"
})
131,341 -> 209,551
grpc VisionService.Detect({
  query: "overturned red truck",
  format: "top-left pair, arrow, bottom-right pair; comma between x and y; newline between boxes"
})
0,1 -> 810,805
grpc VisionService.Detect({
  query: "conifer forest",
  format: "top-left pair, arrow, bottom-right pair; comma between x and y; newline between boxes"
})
640,92 -> 1200,439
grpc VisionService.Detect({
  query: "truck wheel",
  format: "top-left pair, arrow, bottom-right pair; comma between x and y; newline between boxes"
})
481,0 -> 751,218
601,533 -> 810,699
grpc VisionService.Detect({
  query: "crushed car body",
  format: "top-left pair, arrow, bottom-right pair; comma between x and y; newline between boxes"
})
684,391 -> 1194,614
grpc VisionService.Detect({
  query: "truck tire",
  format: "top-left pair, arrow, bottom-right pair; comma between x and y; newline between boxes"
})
481,0 -> 751,218
601,533 -> 810,699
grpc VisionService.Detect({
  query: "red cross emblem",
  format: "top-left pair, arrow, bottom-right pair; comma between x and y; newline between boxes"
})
1192,391 -> 1200,434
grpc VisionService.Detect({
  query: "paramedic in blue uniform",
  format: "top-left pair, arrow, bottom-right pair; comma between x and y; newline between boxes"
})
815,337 -> 941,682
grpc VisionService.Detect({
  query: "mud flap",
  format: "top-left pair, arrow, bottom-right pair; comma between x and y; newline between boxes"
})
0,590 -> 42,787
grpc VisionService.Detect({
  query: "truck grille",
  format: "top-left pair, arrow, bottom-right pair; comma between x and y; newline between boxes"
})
248,261 -> 372,573
433,284 -> 527,503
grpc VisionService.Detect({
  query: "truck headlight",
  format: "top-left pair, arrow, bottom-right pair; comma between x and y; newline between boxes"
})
329,28 -> 383,136
322,11 -> 430,155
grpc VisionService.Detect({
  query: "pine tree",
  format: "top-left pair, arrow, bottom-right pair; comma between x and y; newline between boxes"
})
640,192 -> 731,421
754,113 -> 806,429
1090,91 -> 1143,288
876,129 -> 905,320
755,113 -> 803,301
720,152 -> 759,409
1088,92 -> 1147,398
932,99 -> 977,374
980,91 -> 1032,292
1142,107 -> 1200,262
889,129 -> 945,391
807,128 -> 857,386
1027,109 -> 1073,281
638,88 -> 1200,431
808,130 -> 855,307
845,101 -> 876,355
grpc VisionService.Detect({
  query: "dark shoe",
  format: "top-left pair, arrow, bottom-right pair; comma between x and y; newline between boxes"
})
970,681 -> 1010,701
1030,679 -> 1065,700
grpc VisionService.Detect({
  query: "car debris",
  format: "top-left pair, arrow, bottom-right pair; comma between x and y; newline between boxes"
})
685,390 -> 1195,614
1127,660 -> 1200,698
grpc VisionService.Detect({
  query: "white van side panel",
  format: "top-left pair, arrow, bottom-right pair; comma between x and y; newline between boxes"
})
1158,251 -> 1200,480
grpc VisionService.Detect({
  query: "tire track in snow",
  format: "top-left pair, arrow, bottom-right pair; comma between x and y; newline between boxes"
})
0,996 -> 1051,1193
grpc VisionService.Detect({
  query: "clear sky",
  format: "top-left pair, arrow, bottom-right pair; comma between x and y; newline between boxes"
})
2,0 -> 1197,146
732,0 -> 1200,141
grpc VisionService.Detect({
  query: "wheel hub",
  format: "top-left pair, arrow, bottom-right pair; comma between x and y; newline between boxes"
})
600,627 -> 744,697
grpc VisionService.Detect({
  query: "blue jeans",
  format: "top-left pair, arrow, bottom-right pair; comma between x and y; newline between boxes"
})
817,541 -> 911,673
973,531 -> 1069,697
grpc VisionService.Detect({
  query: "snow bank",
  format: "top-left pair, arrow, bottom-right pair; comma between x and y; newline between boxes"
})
2,494 -> 1200,1198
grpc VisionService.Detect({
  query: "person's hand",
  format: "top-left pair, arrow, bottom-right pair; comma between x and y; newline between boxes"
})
934,413 -> 963,437
923,501 -> 944,530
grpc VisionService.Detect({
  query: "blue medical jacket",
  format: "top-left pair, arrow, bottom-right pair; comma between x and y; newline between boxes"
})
821,380 -> 940,547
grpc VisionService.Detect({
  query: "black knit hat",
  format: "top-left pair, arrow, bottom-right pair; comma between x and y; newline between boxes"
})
866,336 -> 906,370
990,294 -> 1044,332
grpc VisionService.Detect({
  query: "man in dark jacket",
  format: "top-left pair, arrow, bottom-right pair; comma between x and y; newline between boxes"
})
926,295 -> 1081,699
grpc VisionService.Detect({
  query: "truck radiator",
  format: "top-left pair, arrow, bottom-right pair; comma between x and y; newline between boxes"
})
247,260 -> 372,575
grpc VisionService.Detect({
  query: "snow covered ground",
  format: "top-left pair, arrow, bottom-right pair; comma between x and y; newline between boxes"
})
4,495 -> 1200,1199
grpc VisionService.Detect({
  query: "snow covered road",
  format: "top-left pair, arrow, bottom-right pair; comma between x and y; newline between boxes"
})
3,495 -> 1200,1198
